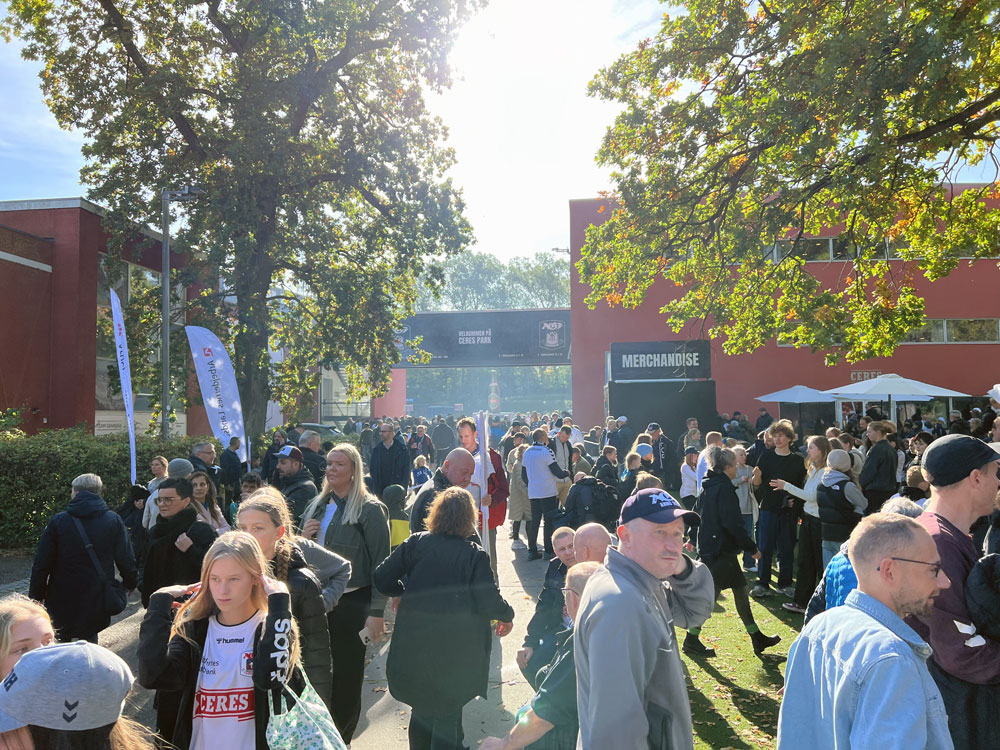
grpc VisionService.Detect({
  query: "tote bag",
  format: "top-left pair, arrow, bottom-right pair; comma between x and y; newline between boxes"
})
265,672 -> 346,750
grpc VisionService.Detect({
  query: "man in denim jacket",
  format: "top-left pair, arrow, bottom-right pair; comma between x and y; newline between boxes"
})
778,514 -> 953,749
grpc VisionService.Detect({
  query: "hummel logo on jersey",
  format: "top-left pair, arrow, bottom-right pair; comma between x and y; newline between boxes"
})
216,636 -> 246,645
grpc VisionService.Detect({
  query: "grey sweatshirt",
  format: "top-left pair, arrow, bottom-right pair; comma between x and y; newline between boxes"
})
298,537 -> 353,612
575,545 -> 715,750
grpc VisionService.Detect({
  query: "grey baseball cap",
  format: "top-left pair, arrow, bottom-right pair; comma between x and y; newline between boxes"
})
0,641 -> 133,732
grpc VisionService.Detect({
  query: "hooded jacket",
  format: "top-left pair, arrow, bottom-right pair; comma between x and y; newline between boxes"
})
275,465 -> 318,524
29,491 -> 138,638
697,470 -> 758,559
141,505 -> 217,607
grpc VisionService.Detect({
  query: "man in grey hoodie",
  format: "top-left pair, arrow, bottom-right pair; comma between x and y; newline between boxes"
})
574,487 -> 715,750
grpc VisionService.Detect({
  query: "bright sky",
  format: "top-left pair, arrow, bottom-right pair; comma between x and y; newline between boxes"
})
0,0 -> 660,259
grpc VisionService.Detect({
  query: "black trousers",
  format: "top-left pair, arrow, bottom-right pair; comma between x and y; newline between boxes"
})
793,514 -> 824,607
408,706 -> 465,750
863,489 -> 894,516
527,496 -> 559,555
327,586 -> 371,744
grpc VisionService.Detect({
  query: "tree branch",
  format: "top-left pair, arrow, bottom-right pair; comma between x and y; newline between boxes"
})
896,88 -> 1000,146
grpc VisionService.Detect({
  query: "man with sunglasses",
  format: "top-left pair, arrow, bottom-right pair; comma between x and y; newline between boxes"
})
908,434 -> 1000,749
778,513 -> 952,749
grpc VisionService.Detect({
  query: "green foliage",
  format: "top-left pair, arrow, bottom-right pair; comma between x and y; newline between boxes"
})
417,250 -> 570,311
0,407 -> 24,436
580,0 -> 1000,363
0,428 -> 218,549
2,0 -> 480,436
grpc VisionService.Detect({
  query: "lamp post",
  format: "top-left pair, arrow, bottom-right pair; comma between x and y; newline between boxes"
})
160,185 -> 205,439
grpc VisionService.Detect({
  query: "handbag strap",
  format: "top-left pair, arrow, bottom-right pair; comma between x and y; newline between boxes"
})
70,515 -> 109,582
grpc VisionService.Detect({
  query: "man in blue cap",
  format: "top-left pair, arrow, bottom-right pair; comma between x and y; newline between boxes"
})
574,487 -> 715,750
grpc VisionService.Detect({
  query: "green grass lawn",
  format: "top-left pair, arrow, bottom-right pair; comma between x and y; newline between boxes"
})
680,571 -> 804,750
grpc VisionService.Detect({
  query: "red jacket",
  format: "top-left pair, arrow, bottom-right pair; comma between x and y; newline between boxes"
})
483,448 -> 509,530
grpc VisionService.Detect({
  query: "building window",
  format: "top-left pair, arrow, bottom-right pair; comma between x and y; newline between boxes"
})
902,319 -> 945,343
774,238 -> 832,262
946,319 -> 1000,343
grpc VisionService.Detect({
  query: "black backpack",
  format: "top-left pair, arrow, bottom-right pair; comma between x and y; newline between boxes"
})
591,479 -> 620,526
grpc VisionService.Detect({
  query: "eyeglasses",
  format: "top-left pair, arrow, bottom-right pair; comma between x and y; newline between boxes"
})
560,588 -> 580,597
878,557 -> 943,577
156,495 -> 181,505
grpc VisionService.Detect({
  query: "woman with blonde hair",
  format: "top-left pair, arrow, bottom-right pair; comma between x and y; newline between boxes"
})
505,443 -> 531,550
237,490 -> 352,707
190,470 -> 230,533
375,487 -> 514,749
769,435 -> 831,614
137,532 -> 300,750
0,594 -> 54,680
300,443 -> 390,745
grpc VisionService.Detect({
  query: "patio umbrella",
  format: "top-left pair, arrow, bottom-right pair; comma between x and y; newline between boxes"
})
755,385 -> 835,404
823,373 -> 968,425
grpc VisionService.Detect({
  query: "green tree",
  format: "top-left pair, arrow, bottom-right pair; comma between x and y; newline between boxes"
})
3,0 -> 478,436
580,0 -> 1000,363
417,249 -> 569,310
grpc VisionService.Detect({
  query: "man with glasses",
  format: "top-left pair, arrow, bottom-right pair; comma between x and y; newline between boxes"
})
778,513 -> 952,749
188,440 -> 221,490
369,420 -> 409,498
909,434 -> 1000,749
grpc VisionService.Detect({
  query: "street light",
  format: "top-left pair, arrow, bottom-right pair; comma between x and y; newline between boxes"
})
160,185 -> 205,439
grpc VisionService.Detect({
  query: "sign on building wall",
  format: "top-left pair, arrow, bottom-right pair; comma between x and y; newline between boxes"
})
609,340 -> 712,382
396,309 -> 571,367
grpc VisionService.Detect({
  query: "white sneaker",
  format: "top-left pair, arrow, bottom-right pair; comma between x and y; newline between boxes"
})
511,539 -> 527,550
743,564 -> 758,573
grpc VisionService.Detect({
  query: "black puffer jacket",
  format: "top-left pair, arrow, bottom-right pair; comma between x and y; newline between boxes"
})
273,543 -> 333,709
697,470 -> 757,559
275,466 -> 319,524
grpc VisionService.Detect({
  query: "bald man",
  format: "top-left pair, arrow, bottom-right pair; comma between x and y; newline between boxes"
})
573,523 -> 613,563
408,448 -> 476,533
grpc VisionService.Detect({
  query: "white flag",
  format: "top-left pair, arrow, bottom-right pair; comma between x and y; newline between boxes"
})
474,411 -> 491,557
109,290 -> 136,484
184,326 -> 248,463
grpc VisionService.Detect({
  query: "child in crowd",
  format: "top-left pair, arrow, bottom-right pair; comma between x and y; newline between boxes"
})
412,455 -> 432,487
229,472 -> 264,525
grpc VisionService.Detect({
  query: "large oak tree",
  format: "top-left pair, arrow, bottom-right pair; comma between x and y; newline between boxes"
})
4,0 -> 479,435
579,0 -> 1000,363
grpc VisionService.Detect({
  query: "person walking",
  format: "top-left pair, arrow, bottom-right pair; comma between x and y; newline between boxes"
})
28,473 -> 137,644
574,488 -> 715,750
370,422 -> 411,498
137,532 -> 303,750
777,514 -> 953,749
236,492 -> 353,710
374,487 -> 514,750
218,436 -> 244,508
300,443 -> 391,745
506,443 -> 532,550
432,417 -> 456,466
685,447 -> 781,657
522,429 -> 570,561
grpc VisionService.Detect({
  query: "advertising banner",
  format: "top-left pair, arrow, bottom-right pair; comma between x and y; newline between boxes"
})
109,290 -> 136,484
396,309 -> 571,367
185,326 -> 248,463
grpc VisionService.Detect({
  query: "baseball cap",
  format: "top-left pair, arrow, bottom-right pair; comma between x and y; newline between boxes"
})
921,434 -> 1000,487
276,445 -> 304,462
987,384 -> 1000,402
617,416 -> 627,423
684,446 -> 700,456
646,422 -> 661,432
635,443 -> 654,458
166,458 -> 194,478
0,642 -> 133,732
620,487 -> 700,527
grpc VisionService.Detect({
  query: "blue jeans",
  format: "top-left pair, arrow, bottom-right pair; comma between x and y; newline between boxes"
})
742,514 -> 755,568
822,540 -> 842,569
757,510 -> 796,589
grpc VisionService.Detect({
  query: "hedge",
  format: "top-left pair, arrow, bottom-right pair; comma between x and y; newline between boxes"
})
0,427 -> 364,550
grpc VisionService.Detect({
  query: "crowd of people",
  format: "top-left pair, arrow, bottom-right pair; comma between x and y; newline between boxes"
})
7,394 -> 1000,749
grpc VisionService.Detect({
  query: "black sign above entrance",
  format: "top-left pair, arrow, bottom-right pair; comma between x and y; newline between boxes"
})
609,340 -> 711,381
397,309 -> 571,367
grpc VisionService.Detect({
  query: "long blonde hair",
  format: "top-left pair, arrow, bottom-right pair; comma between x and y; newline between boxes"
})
303,443 -> 374,526
238,489 -> 299,582
0,595 -> 51,676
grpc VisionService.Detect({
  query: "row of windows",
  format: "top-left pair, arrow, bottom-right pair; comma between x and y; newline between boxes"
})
777,318 -> 1000,347
763,238 -> 997,263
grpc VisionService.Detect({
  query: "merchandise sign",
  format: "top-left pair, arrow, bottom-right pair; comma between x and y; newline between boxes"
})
109,290 -> 137,484
185,326 -> 248,463
609,340 -> 711,382
396,309 -> 571,367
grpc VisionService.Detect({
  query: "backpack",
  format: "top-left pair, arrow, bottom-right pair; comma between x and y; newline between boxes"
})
591,479 -> 619,526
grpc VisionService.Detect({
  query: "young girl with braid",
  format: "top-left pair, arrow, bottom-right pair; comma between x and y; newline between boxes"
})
236,491 -> 351,708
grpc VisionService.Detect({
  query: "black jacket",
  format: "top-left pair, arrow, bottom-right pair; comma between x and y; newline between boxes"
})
431,423 -> 456,453
275,544 -> 333,709
816,480 -> 860,544
563,477 -> 615,529
374,533 -> 514,715
275,467 -> 318,524
409,469 -> 453,533
370,436 -> 411,497
29,491 -> 137,638
138,591 -> 303,750
300,447 -> 327,486
141,505 -> 217,606
523,558 -> 568,651
219,448 -> 244,487
189,454 -> 221,490
261,441 -> 286,481
860,440 -> 899,493
697,471 -> 757,559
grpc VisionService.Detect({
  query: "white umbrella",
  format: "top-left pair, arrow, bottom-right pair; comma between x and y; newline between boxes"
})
823,373 -> 968,425
756,385 -> 835,404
